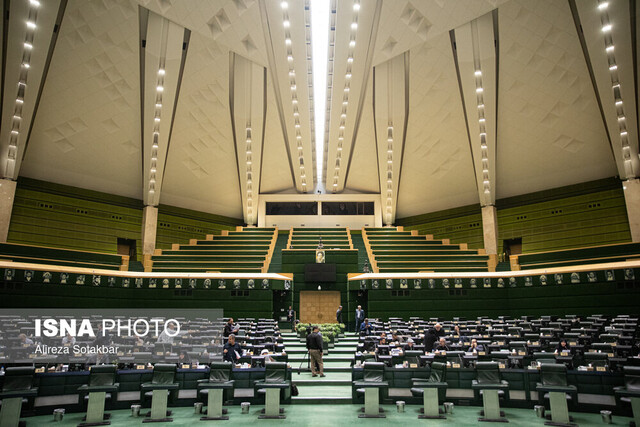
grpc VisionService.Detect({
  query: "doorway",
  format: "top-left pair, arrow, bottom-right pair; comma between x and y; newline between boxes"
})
503,237 -> 522,259
299,291 -> 341,324
117,238 -> 137,261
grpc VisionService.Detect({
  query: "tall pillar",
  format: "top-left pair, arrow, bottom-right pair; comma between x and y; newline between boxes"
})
623,179 -> 640,242
0,179 -> 17,243
482,205 -> 498,255
142,206 -> 158,255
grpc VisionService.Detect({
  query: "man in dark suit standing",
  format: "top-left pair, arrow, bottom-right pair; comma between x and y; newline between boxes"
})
355,305 -> 365,332
424,323 -> 444,353
336,305 -> 343,324
287,306 -> 294,328
306,326 -> 325,377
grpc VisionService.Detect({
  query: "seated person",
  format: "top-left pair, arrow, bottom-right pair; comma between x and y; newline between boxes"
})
223,334 -> 243,363
391,332 -> 404,344
178,351 -> 190,365
360,319 -> 372,336
62,333 -> 76,346
223,318 -> 240,337
19,333 -> 34,346
432,337 -> 450,353
157,323 -> 176,344
555,339 -> 573,355
467,338 -> 484,353
404,338 -> 415,350
261,348 -> 276,363
452,325 -> 468,343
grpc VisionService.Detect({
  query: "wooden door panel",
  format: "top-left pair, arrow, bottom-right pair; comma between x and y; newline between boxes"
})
300,291 -> 340,324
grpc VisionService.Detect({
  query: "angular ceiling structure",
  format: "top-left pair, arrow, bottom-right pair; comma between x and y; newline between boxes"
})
0,0 -> 636,222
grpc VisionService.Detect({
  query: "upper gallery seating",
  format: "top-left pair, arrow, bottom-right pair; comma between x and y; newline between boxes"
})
363,227 -> 492,273
0,242 -> 128,270
511,242 -> 640,270
148,227 -> 277,273
287,228 -> 353,250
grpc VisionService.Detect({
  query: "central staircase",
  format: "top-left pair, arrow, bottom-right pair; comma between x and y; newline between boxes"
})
280,331 -> 359,404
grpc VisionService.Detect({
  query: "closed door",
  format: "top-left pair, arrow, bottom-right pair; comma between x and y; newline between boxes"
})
299,291 -> 341,324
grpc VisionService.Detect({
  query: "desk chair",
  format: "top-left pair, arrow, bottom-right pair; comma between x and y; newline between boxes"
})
0,367 -> 37,427
140,364 -> 179,423
197,362 -> 234,421
353,362 -> 388,418
614,366 -> 640,427
77,365 -> 119,426
472,362 -> 509,422
254,362 -> 290,419
410,362 -> 448,419
536,363 -> 577,426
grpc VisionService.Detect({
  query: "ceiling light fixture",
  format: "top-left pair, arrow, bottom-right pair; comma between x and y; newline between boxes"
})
311,0 -> 330,186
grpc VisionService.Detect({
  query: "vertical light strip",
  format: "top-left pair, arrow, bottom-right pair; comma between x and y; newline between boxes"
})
310,0 -> 330,184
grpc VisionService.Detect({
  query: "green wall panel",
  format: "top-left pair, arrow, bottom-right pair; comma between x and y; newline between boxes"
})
397,178 -> 631,253
7,178 -> 242,261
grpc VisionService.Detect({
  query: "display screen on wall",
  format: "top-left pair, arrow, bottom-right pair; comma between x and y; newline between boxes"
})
265,202 -> 318,215
304,263 -> 337,282
321,202 -> 374,215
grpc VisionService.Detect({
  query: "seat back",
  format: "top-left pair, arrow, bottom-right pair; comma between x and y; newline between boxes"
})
88,365 -> 116,387
540,363 -> 568,387
2,367 -> 35,392
209,362 -> 233,382
264,362 -> 287,383
363,362 -> 385,382
475,362 -> 501,385
623,366 -> 640,391
428,362 -> 446,383
151,363 -> 177,385
403,350 -> 422,365
584,352 -> 608,367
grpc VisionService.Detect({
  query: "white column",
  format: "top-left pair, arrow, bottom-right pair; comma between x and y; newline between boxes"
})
481,205 -> 498,255
142,206 -> 158,255
0,179 -> 17,243
623,179 -> 640,242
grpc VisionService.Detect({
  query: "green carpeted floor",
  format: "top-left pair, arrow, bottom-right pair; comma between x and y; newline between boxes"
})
23,404 -> 632,426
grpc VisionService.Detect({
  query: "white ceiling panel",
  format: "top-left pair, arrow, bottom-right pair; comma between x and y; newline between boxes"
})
396,33 -> 478,218
21,0 -> 142,199
260,76 -> 294,194
495,0 -> 617,199
160,32 -> 241,218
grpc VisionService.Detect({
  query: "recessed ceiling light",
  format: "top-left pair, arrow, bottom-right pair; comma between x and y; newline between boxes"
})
349,40 -> 356,48
474,70 -> 482,76
609,64 -> 618,71
602,24 -> 612,32
598,2 -> 609,10
158,69 -> 165,76
156,85 -> 164,92
606,45 -> 614,52
26,21 -> 36,29
476,87 -> 483,93
351,22 -> 357,30
24,42 -> 33,50
285,38 -> 292,46
281,1 -> 288,9
284,20 -> 290,28
353,3 -> 360,12
616,100 -> 623,106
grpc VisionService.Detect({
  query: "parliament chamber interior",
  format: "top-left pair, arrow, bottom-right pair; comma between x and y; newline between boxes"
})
0,0 -> 640,425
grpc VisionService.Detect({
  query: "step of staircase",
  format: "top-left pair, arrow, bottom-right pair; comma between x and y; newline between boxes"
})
290,384 -> 352,404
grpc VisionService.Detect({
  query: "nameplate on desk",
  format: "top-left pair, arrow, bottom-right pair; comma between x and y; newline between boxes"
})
498,342 -> 505,346
181,364 -> 190,369
28,354 -> 36,359
409,363 -> 418,368
483,335 -> 489,338
607,353 -> 614,358
561,351 -> 569,356
611,342 -> 617,347
478,351 -> 486,356
440,351 -> 446,355
532,342 -> 540,346
117,352 -> 124,356
499,363 -> 506,369
452,363 -> 461,368
35,367 -> 45,373
136,365 -> 146,370
463,342 -> 470,346
156,351 -> 164,356
596,366 -> 607,372
518,351 -> 526,356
